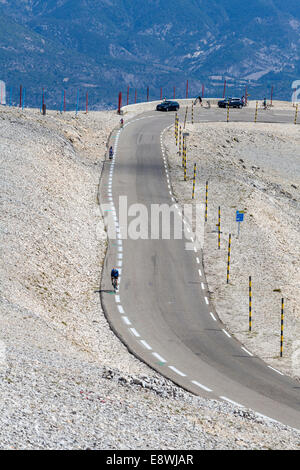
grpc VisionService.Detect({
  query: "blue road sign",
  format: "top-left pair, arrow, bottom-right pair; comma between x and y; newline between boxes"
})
236,211 -> 244,222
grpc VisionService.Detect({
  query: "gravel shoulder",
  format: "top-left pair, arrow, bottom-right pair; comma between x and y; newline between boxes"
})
0,104 -> 299,449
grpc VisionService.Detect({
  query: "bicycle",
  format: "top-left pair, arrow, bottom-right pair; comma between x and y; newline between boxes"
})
112,277 -> 118,292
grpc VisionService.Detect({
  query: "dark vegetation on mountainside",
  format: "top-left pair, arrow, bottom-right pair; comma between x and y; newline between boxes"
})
0,0 -> 299,109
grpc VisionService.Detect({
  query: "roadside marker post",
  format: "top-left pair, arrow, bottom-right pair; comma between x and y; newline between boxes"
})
19,85 -> 22,108
226,233 -> 231,284
175,114 -> 178,144
182,135 -> 185,167
294,104 -> 298,125
254,101 -> 258,123
118,91 -> 122,114
191,103 -> 194,124
179,126 -> 182,157
182,132 -> 189,174
280,298 -> 284,357
218,206 -> 221,249
236,210 -> 244,238
249,276 -> 252,331
192,163 -> 196,199
184,106 -> 188,128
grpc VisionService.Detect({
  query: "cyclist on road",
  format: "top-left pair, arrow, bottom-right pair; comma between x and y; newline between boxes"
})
109,146 -> 114,159
111,267 -> 119,291
120,118 -> 124,128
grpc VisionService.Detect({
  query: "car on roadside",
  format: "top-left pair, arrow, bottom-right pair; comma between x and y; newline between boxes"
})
218,97 -> 244,109
156,101 -> 180,111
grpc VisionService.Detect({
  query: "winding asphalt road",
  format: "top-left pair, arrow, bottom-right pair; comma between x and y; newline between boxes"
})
99,105 -> 300,429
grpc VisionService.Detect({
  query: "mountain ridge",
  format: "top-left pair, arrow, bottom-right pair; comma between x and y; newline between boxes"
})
0,0 -> 299,108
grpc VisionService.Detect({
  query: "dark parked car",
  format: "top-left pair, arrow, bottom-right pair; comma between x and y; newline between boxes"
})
156,101 -> 180,111
218,98 -> 244,109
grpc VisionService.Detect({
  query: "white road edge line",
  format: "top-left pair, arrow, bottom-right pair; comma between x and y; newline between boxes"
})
130,328 -> 140,338
152,352 -> 167,363
191,380 -> 212,392
168,366 -> 186,377
140,340 -> 152,350
268,365 -> 284,376
241,347 -> 254,357
220,396 -> 245,408
222,329 -> 231,338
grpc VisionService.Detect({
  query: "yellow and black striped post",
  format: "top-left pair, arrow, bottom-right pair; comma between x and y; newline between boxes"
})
192,163 -> 196,199
175,114 -> 178,144
249,276 -> 252,331
227,103 -> 230,123
294,104 -> 298,125
182,135 -> 185,167
226,233 -> 231,284
191,103 -> 194,124
179,126 -> 182,157
280,298 -> 284,357
254,101 -> 258,123
184,106 -> 188,128
218,206 -> 221,250
184,152 -> 187,181
205,181 -> 208,222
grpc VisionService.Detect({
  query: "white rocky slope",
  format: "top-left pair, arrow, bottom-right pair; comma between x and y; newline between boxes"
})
0,105 -> 299,449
